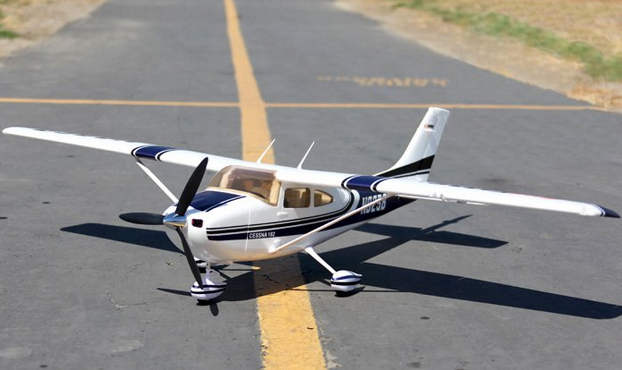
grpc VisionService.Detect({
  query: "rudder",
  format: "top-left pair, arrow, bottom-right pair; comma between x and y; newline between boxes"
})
376,107 -> 449,181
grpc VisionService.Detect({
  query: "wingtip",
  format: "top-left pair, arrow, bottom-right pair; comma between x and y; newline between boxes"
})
598,205 -> 620,218
2,127 -> 33,136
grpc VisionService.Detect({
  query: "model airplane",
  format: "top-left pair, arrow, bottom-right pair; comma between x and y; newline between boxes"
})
3,108 -> 618,302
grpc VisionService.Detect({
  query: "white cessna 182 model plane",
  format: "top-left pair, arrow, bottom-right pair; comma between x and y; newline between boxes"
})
4,108 -> 619,302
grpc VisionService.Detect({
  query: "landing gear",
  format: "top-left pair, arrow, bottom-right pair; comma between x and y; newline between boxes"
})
190,265 -> 226,302
304,246 -> 362,294
194,257 -> 208,272
329,270 -> 363,293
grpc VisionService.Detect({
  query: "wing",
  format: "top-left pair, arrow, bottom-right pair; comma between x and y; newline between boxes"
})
275,169 -> 619,218
4,127 -> 617,218
2,127 -> 249,172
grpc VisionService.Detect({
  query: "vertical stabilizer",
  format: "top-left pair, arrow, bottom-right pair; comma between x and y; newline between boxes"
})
376,107 -> 449,181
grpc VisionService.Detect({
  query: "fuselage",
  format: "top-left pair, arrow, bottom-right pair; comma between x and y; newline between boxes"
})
163,165 -> 413,263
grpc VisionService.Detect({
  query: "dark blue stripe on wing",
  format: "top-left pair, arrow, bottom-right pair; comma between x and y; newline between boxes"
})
132,145 -> 176,160
597,205 -> 620,218
343,176 -> 388,192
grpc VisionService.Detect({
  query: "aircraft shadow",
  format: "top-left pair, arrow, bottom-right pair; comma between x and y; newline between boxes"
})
293,230 -> 622,320
302,259 -> 622,320
230,220 -> 621,319
355,215 -> 506,249
61,223 -> 180,254
60,220 -> 622,319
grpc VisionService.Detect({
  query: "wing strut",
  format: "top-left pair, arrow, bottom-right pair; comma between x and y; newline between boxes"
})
135,158 -> 178,203
269,193 -> 392,254
304,246 -> 336,274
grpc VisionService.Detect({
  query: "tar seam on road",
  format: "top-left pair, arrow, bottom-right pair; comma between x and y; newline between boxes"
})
264,102 -> 608,111
224,0 -> 327,369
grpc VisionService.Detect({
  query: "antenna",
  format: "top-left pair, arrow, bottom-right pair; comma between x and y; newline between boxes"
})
297,142 -> 315,169
256,139 -> 276,163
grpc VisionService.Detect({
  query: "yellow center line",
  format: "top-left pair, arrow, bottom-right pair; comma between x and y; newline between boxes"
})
0,97 -> 239,107
0,97 -> 609,112
224,0 -> 273,163
224,0 -> 326,369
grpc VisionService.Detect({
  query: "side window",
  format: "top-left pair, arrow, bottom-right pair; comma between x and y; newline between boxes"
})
284,188 -> 310,208
314,189 -> 334,207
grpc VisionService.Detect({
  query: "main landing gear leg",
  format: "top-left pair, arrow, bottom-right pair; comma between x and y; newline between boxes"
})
190,263 -> 227,302
194,257 -> 208,272
304,246 -> 362,294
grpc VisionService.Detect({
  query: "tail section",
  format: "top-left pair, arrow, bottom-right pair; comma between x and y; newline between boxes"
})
376,107 -> 449,181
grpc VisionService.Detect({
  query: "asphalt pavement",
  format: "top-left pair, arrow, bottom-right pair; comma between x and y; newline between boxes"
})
1,0 -> 621,369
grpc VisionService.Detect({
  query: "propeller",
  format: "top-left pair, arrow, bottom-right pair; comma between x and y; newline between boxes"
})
175,157 -> 209,217
119,212 -> 164,225
119,157 -> 209,287
176,228 -> 203,288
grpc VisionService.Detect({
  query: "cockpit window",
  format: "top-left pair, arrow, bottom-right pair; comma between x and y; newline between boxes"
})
284,188 -> 311,208
314,189 -> 334,207
208,166 -> 280,205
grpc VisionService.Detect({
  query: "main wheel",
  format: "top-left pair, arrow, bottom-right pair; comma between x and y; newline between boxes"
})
330,270 -> 362,293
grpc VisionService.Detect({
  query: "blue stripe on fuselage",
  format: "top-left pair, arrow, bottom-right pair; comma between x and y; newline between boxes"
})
206,191 -> 413,241
336,190 -> 413,227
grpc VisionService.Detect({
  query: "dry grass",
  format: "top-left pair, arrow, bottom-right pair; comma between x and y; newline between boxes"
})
445,0 -> 622,56
393,0 -> 622,81
340,0 -> 622,109
0,0 -> 105,58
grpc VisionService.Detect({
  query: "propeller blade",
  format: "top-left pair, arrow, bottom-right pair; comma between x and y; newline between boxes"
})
175,228 -> 204,288
119,212 -> 164,225
176,157 -> 208,217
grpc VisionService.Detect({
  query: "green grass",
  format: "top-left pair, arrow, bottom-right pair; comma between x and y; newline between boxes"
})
393,0 -> 622,82
0,1 -> 19,39
0,9 -> 19,39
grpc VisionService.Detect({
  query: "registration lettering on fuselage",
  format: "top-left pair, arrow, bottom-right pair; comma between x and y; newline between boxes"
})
360,194 -> 386,214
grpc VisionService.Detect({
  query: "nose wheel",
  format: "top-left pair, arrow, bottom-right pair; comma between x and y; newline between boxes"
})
190,267 -> 227,302
304,246 -> 362,294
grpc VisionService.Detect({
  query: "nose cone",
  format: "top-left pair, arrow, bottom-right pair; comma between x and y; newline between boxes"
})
162,189 -> 244,242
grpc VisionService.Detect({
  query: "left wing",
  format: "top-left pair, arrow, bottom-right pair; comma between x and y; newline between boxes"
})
276,169 -> 619,218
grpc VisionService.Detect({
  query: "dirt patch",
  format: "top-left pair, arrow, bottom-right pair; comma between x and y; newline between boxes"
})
0,0 -> 106,60
336,0 -> 622,111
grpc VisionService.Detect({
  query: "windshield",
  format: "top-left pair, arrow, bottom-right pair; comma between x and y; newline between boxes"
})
208,166 -> 280,205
